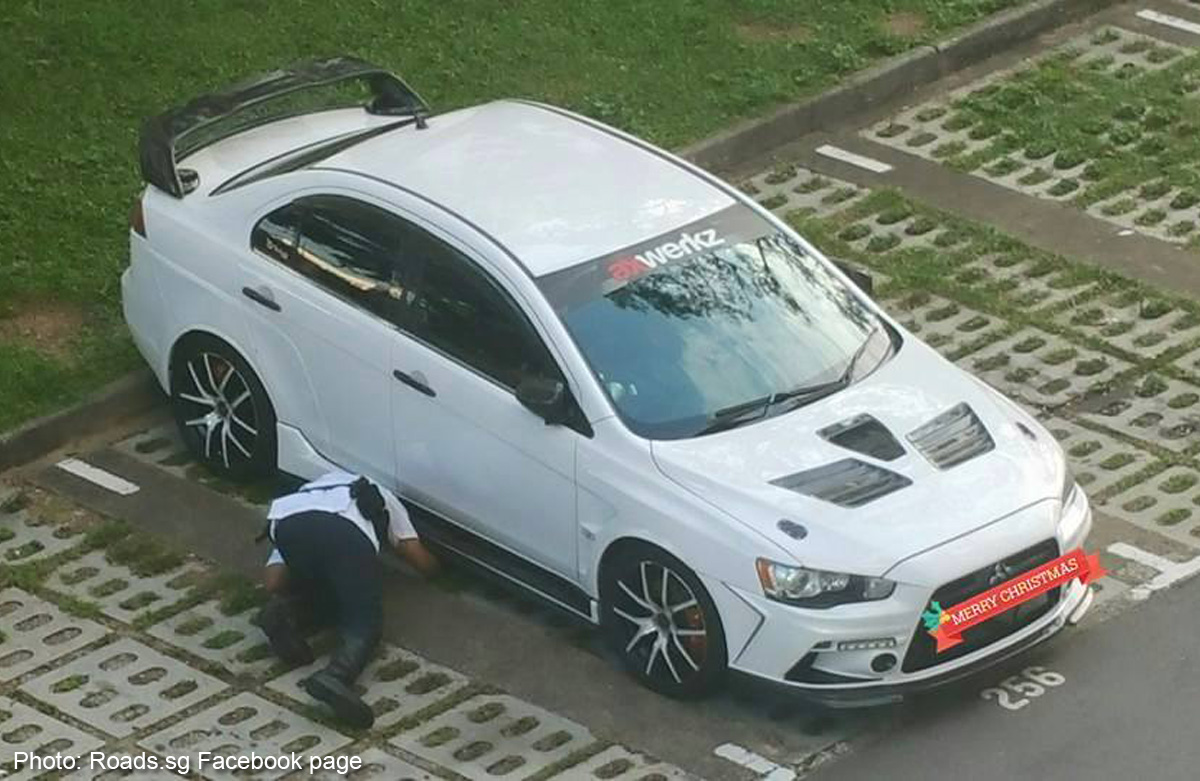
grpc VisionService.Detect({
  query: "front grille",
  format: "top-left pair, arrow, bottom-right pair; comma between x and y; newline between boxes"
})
907,403 -> 994,470
771,459 -> 911,508
902,539 -> 1060,673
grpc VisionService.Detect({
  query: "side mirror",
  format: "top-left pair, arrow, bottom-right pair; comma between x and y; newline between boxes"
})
516,376 -> 569,424
833,260 -> 874,297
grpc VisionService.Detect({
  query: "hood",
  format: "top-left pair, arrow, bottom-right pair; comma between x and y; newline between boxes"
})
650,339 -> 1066,579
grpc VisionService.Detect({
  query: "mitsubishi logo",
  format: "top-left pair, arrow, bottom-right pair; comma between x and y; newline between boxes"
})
988,561 -> 1014,586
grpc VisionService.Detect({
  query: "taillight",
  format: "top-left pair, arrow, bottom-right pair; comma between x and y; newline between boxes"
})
129,198 -> 146,238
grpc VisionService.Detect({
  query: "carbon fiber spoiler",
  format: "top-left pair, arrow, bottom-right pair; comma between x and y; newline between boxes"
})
138,56 -> 427,197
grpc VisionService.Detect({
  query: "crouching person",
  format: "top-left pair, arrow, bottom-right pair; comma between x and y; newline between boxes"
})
254,470 -> 439,728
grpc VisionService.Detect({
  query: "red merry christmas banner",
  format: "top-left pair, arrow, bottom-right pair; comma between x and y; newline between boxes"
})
929,548 -> 1105,652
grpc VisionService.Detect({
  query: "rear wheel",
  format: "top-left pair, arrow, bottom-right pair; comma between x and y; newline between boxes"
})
601,542 -> 727,698
171,335 -> 276,480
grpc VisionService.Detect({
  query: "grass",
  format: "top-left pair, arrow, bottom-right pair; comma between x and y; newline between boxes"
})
0,0 -> 1030,433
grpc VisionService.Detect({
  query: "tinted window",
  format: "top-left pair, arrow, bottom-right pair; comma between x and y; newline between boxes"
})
409,249 -> 553,388
252,196 -> 418,326
251,203 -> 301,264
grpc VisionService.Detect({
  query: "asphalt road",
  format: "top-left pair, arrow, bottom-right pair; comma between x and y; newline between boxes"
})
813,572 -> 1200,781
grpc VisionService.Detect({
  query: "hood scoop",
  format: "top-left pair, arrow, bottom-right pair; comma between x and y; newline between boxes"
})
771,459 -> 912,508
818,414 -> 905,461
908,403 -> 994,470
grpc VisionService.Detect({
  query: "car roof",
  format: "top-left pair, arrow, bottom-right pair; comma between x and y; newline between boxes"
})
323,100 -> 735,276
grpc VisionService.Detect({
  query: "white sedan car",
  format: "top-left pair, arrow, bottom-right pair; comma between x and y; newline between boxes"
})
122,58 -> 1093,705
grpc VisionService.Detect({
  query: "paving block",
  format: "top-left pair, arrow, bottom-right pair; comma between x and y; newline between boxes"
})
863,26 -> 1199,242
957,328 -> 1131,408
952,253 -> 1098,311
0,508 -> 83,565
149,599 -> 275,678
1053,293 -> 1200,357
556,746 -> 693,780
287,748 -> 439,780
0,588 -> 107,683
1103,465 -> 1200,548
1044,418 -> 1156,497
23,637 -> 227,738
1078,375 -> 1200,452
268,643 -> 468,729
883,291 -> 1003,360
65,762 -> 170,781
741,165 -> 866,219
44,549 -> 207,625
391,694 -> 597,781
1169,343 -> 1200,382
0,695 -> 105,781
140,692 -> 351,780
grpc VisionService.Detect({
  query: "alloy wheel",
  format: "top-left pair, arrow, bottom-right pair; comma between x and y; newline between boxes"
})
176,352 -> 260,470
611,560 -> 709,687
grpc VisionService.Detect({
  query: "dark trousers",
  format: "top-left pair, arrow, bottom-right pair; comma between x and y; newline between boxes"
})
273,510 -> 383,645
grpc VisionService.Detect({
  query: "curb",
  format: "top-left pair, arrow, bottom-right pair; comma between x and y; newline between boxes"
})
680,0 -> 1120,174
0,369 -> 164,472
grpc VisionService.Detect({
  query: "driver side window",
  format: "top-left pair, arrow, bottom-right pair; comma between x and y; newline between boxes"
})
407,244 -> 556,390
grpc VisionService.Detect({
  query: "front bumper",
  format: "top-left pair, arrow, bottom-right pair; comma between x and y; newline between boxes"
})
712,492 -> 1093,707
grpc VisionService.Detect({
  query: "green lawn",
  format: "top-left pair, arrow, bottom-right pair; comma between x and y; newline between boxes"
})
0,0 -> 1026,433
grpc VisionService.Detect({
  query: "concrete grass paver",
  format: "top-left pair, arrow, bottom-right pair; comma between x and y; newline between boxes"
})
1078,374 -> 1200,452
0,587 -> 107,682
0,694 -> 106,781
390,694 -> 598,781
139,691 -> 351,780
45,549 -> 207,625
22,637 -> 227,738
149,599 -> 275,678
560,746 -> 694,780
288,748 -> 441,780
268,643 -> 469,730
1044,417 -> 1157,497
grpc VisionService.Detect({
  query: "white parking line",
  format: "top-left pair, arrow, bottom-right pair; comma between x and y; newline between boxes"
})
1136,9 -> 1200,37
55,458 -> 140,495
714,743 -> 797,781
1107,542 -> 1200,600
815,144 -> 894,174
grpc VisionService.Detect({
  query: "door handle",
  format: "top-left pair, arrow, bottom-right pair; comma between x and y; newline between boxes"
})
242,286 -> 281,312
393,369 -> 436,398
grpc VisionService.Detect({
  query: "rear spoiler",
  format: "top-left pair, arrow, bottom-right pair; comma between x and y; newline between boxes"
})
138,56 -> 427,198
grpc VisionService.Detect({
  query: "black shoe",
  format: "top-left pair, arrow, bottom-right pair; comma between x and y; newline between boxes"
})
254,596 -> 315,666
303,670 -> 375,729
302,633 -> 378,729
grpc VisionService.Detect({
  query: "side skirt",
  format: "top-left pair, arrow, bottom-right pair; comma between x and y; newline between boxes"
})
406,502 -> 598,623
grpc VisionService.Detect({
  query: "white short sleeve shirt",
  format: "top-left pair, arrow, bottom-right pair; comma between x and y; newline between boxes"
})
265,470 -> 416,566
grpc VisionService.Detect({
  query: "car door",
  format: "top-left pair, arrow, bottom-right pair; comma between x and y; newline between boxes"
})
385,220 -> 582,584
239,192 -> 419,479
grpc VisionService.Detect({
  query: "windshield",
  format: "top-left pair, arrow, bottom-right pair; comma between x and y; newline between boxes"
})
538,205 -> 887,440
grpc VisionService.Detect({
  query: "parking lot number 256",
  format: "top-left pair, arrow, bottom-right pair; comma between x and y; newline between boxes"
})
980,666 -> 1066,711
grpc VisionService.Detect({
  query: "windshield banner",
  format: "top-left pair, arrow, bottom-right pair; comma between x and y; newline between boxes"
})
923,548 -> 1106,652
536,203 -> 771,312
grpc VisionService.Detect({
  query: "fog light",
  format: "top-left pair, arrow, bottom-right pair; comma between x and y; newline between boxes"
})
836,637 -> 897,652
871,652 -> 898,673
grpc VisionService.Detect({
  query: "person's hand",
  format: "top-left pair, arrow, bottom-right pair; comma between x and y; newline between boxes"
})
395,538 -> 440,577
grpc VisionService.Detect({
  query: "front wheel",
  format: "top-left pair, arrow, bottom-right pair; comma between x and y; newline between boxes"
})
600,543 -> 727,698
170,334 -> 277,480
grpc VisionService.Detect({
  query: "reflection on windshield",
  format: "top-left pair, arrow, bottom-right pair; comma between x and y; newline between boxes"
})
545,211 -> 880,440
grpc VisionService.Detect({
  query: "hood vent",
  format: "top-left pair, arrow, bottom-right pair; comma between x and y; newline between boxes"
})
908,403 -> 994,470
818,414 -> 905,461
771,459 -> 912,508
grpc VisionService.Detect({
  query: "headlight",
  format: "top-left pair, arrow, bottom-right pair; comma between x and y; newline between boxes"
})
756,558 -> 895,608
1061,463 -> 1078,505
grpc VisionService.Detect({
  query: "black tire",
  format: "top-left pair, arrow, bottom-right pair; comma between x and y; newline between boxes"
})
600,542 -> 727,698
170,334 -> 277,480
